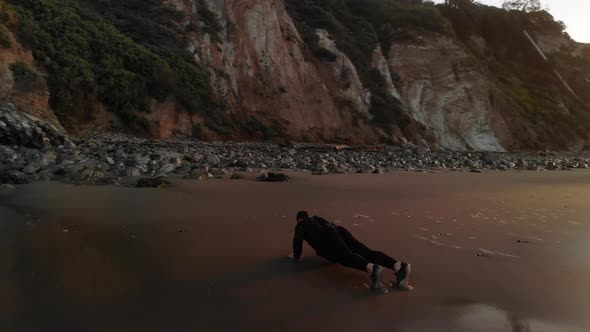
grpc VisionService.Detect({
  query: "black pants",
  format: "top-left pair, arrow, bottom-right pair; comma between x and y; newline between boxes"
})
317,226 -> 398,272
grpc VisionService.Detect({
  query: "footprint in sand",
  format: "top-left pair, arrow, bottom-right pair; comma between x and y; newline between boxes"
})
428,240 -> 461,249
477,248 -> 519,258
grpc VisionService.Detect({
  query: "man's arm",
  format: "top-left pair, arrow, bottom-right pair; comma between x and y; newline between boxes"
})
292,223 -> 304,260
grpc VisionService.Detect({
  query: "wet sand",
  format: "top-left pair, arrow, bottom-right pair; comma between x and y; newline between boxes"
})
1,170 -> 590,332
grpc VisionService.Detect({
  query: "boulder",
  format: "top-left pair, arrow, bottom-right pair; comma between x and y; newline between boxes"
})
22,164 -> 40,174
93,177 -> 119,186
126,167 -> 141,177
0,183 -> 15,190
158,163 -> 176,174
136,177 -> 171,188
0,170 -> 28,184
256,172 -> 290,182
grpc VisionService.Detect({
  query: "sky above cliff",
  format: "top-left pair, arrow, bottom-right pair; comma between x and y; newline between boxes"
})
433,0 -> 590,43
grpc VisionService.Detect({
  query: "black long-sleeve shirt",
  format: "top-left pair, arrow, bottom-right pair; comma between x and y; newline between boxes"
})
292,216 -> 335,260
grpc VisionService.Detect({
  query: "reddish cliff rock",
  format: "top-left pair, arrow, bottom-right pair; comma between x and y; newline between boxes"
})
166,0 -> 382,144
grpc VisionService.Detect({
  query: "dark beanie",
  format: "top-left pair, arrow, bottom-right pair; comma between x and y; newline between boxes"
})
296,210 -> 309,220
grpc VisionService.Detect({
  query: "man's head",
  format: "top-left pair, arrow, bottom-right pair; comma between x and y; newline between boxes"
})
296,210 -> 310,223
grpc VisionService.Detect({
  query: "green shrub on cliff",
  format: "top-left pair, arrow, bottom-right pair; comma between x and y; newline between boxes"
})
314,47 -> 338,62
196,0 -> 223,43
0,23 -> 11,47
440,3 -> 590,135
9,61 -> 45,91
243,118 -> 276,141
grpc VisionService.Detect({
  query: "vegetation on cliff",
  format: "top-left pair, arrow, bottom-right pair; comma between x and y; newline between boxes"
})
196,0 -> 223,43
10,61 -> 45,92
0,23 -> 11,47
1,0 -> 214,131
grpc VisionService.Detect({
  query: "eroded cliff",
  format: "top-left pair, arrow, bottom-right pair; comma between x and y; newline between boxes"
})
1,0 -> 589,151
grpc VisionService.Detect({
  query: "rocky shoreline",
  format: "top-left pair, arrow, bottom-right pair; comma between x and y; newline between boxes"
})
1,130 -> 589,187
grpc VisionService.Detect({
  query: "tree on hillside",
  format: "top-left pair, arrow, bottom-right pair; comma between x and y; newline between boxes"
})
502,0 -> 542,12
444,0 -> 475,9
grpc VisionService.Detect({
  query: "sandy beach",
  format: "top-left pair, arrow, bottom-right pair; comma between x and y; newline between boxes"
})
1,170 -> 590,332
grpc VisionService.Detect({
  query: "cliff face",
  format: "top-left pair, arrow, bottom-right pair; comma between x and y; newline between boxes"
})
161,0 -> 590,150
2,0 -> 590,151
166,0 -> 382,144
388,34 -> 509,151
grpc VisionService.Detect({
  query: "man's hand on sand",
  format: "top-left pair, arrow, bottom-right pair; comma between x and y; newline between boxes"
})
288,253 -> 301,261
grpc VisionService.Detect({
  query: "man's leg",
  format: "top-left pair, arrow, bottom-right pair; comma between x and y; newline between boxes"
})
319,229 -> 370,271
335,226 -> 398,270
319,229 -> 384,289
336,226 -> 411,287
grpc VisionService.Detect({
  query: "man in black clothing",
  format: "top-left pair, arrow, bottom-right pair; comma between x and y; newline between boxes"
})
289,211 -> 411,290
